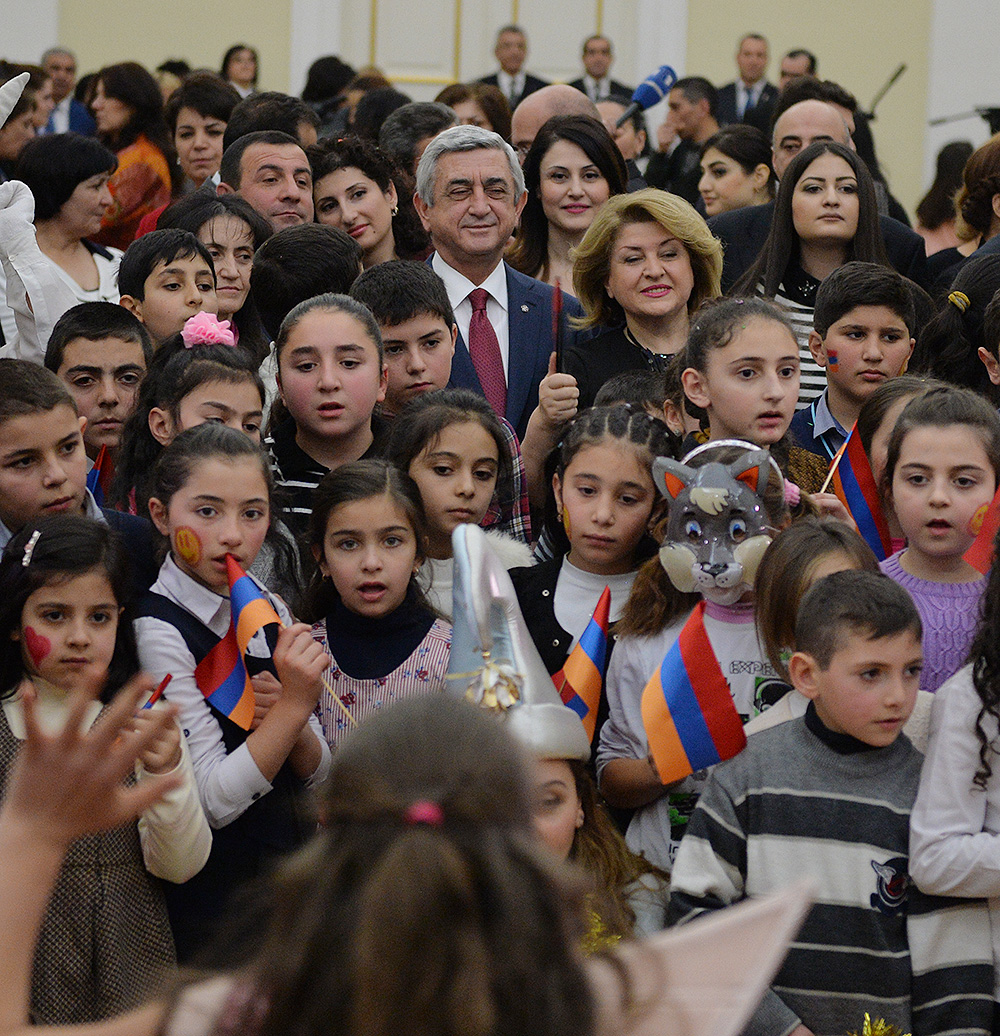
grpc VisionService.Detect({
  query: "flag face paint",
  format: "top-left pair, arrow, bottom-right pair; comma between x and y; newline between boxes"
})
553,586 -> 610,741
173,527 -> 202,567
965,486 -> 1000,574
826,349 -> 838,370
640,602 -> 746,784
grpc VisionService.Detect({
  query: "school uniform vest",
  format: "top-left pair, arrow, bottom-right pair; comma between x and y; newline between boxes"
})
133,591 -> 316,962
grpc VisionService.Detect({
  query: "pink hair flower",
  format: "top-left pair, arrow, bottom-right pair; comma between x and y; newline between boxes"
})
181,311 -> 236,348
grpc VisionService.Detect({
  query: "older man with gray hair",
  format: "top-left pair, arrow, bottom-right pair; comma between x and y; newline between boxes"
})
413,125 -> 589,437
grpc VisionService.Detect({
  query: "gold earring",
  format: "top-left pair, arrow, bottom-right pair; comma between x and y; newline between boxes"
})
391,204 -> 399,216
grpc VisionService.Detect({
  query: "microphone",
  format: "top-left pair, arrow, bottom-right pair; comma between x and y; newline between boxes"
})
616,65 -> 677,127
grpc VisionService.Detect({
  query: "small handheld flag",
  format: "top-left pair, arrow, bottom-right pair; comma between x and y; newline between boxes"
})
553,586 -> 610,741
193,555 -> 282,730
828,425 -> 892,561
85,444 -> 114,507
964,486 -> 1000,574
641,602 -> 746,784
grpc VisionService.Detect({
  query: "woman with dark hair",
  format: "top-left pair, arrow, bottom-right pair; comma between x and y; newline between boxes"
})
916,140 -> 974,256
90,61 -> 178,249
164,72 -> 240,192
734,140 -> 890,403
697,124 -> 774,217
507,115 -> 627,288
220,44 -> 258,98
14,133 -> 122,304
435,81 -> 512,141
308,135 -> 429,267
157,192 -> 272,360
301,55 -> 355,137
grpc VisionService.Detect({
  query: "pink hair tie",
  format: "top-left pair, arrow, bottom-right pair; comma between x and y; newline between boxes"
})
783,480 -> 801,506
403,800 -> 445,827
181,311 -> 236,348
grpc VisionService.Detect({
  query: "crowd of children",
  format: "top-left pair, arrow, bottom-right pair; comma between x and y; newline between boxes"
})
6,69 -> 1000,1036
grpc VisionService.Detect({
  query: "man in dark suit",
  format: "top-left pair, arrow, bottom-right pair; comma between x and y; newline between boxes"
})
709,99 -> 928,291
715,33 -> 778,130
413,125 -> 589,439
40,48 -> 95,136
478,26 -> 547,112
568,35 -> 632,104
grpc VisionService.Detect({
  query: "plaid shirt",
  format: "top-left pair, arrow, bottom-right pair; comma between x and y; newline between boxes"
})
481,417 -> 531,544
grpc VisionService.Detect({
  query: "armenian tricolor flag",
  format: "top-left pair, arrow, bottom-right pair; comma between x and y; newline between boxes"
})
553,585 -> 610,741
829,425 -> 892,561
85,444 -> 114,507
641,602 -> 746,784
193,554 -> 282,730
964,486 -> 1000,574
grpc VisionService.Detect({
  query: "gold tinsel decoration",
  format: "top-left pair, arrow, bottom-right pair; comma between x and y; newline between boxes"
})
847,1013 -> 910,1036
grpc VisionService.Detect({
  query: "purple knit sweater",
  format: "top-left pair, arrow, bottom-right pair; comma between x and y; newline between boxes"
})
879,550 -> 986,692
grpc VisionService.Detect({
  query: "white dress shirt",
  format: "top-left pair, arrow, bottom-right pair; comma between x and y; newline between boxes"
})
497,70 -> 526,104
134,554 -> 332,829
431,252 -> 511,377
46,95 -> 72,134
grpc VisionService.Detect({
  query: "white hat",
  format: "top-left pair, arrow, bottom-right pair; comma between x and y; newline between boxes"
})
447,524 -> 590,762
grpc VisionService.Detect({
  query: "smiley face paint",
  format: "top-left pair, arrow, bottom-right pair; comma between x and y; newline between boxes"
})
173,526 -> 203,566
969,502 -> 989,538
562,508 -> 572,539
23,626 -> 52,668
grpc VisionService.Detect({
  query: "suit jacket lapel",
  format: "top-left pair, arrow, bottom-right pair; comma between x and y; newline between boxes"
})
504,264 -> 540,429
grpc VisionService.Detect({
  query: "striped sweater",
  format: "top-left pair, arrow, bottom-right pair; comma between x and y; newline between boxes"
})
668,716 -> 994,1036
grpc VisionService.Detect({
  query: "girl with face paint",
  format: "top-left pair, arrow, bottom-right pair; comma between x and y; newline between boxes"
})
596,442 -> 793,871
0,514 -> 209,1023
135,422 -> 331,962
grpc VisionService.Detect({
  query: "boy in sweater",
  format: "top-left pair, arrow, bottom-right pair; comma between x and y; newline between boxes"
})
668,570 -> 994,1036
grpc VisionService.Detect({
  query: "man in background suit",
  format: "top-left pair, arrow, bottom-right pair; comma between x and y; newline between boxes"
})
716,34 -> 778,130
413,125 -> 589,439
568,36 -> 632,104
40,48 -> 95,136
479,26 -> 548,112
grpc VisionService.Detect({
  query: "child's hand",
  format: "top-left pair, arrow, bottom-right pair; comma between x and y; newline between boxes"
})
6,676 -> 182,847
250,671 -> 283,730
810,492 -> 856,528
538,352 -> 579,428
132,709 -> 183,774
272,624 -> 329,714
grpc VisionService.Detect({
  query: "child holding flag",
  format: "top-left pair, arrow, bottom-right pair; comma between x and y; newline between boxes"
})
134,423 -> 331,960
597,442 -> 791,871
511,406 -> 673,749
879,387 -> 1000,692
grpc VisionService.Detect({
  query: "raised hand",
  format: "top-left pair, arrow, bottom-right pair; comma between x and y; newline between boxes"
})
5,676 -> 182,849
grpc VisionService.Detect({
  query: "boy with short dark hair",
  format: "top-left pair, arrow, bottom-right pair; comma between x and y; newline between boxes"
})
117,228 -> 217,344
0,359 -> 156,593
350,260 -> 530,543
791,262 -> 916,460
669,569 -> 994,1036
45,302 -> 153,460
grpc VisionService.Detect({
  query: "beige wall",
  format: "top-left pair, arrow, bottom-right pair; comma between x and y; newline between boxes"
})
58,0 -> 292,94
684,0 -> 933,217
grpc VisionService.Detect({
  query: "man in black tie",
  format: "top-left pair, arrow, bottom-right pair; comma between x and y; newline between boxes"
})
478,26 -> 548,112
715,34 -> 778,129
568,36 -> 632,104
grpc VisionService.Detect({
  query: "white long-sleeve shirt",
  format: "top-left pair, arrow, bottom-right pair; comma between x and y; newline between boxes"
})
134,555 -> 331,829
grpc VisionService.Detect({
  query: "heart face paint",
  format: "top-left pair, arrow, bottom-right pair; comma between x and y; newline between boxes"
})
22,626 -> 51,668
173,526 -> 203,566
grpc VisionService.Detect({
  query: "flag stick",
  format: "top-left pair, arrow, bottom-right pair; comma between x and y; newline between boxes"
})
819,437 -> 849,494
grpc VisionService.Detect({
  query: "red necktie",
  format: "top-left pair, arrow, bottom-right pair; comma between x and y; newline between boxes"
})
468,287 -> 506,417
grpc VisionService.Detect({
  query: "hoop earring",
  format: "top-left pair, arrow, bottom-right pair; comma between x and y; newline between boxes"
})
391,204 -> 399,216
